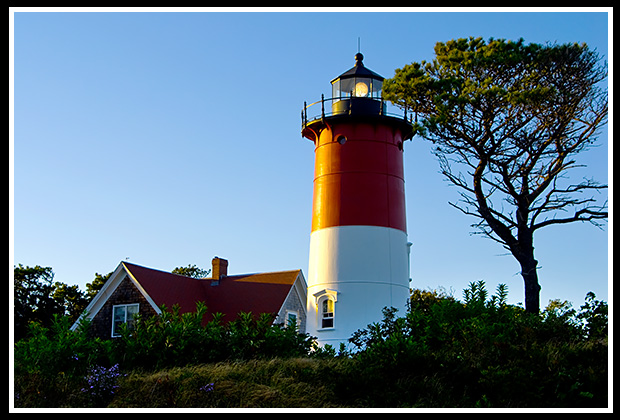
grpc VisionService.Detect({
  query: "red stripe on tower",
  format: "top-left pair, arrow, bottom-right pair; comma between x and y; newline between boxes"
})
311,122 -> 407,232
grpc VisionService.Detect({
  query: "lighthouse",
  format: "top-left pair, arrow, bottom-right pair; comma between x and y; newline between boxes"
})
301,53 -> 413,347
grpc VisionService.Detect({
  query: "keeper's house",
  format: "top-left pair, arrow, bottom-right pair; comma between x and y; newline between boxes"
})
72,257 -> 307,339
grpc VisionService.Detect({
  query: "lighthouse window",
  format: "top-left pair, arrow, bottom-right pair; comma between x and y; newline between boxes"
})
339,78 -> 354,98
321,298 -> 335,329
371,79 -> 383,98
332,79 -> 340,98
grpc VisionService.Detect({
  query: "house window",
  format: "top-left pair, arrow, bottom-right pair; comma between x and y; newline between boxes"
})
320,297 -> 335,329
111,304 -> 139,337
286,311 -> 298,329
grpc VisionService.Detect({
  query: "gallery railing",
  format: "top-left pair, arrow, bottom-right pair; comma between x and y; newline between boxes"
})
302,95 -> 413,129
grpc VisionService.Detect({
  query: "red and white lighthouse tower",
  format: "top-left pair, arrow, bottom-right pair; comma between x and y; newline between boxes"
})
302,53 -> 413,346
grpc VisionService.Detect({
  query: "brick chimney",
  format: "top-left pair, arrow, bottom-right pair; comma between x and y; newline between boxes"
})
211,257 -> 228,281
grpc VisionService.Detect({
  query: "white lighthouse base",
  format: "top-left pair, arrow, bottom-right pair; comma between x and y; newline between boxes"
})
306,225 -> 411,347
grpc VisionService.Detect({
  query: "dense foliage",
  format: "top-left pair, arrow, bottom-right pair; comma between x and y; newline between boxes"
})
13,264 -> 90,341
341,282 -> 608,407
383,38 -> 608,314
13,282 -> 607,408
111,302 -> 314,370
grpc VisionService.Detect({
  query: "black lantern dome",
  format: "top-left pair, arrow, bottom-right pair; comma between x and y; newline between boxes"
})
331,53 -> 384,99
330,53 -> 385,116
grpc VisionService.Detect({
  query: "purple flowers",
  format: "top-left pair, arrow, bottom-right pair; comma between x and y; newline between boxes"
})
199,383 -> 215,393
81,364 -> 126,401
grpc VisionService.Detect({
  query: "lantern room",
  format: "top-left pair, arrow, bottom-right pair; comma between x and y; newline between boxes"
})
330,52 -> 384,115
331,52 -> 383,99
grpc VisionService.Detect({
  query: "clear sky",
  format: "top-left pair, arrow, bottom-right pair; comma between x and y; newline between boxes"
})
10,8 -> 611,311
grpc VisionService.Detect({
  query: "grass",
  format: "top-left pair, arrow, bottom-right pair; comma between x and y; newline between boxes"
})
108,358 -> 346,408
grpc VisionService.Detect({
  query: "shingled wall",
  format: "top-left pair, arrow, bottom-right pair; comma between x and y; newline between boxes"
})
88,275 -> 158,340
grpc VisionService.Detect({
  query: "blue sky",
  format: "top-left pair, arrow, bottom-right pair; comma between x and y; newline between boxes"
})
11,8 -> 611,311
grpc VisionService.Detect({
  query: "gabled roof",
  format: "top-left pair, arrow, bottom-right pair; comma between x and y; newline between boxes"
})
121,262 -> 303,323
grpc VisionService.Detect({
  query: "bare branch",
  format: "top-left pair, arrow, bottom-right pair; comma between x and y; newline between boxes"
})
532,205 -> 608,230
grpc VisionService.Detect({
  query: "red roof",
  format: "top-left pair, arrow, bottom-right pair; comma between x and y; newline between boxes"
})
122,262 -> 300,323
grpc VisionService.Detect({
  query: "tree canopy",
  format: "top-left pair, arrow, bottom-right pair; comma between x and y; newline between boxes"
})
13,264 -> 89,340
171,264 -> 211,279
383,37 -> 608,313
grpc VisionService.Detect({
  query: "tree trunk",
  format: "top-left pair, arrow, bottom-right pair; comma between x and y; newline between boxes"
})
518,254 -> 541,314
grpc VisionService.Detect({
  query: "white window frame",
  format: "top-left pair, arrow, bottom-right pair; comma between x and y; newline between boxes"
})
313,289 -> 338,330
320,297 -> 335,329
111,303 -> 139,338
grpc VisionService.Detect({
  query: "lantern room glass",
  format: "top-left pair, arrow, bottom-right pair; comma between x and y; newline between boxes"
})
332,77 -> 382,99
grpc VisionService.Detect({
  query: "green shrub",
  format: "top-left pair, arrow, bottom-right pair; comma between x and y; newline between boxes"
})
13,315 -> 114,407
15,315 -> 110,377
110,302 -> 315,370
344,282 -> 608,407
577,292 -> 608,340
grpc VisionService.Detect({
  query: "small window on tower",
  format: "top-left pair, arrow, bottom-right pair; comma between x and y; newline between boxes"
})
321,298 -> 335,329
314,289 -> 337,330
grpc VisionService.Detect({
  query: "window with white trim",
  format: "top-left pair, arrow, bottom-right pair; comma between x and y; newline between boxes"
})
313,289 -> 337,330
321,298 -> 335,329
111,303 -> 139,337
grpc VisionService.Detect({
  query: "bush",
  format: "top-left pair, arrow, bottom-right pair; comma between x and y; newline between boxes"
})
14,303 -> 316,407
13,315 -> 114,407
344,281 -> 608,407
110,302 -> 315,370
577,292 -> 608,340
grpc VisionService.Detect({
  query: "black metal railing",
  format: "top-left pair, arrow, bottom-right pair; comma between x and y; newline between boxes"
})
302,95 -> 412,128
